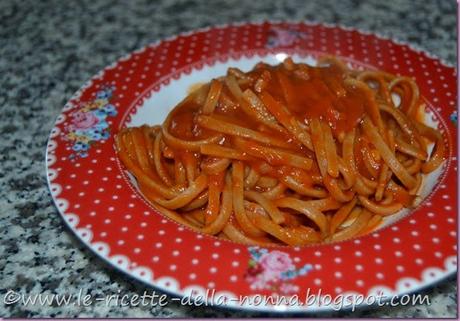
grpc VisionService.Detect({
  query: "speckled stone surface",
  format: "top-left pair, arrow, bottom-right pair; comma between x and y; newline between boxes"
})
0,0 -> 457,318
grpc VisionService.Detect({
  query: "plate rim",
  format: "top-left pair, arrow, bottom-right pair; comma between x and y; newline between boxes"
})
45,20 -> 458,313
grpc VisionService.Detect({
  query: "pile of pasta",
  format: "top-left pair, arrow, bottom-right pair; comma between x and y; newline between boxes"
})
115,57 -> 445,246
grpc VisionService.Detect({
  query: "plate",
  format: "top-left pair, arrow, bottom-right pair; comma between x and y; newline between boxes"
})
46,21 -> 457,312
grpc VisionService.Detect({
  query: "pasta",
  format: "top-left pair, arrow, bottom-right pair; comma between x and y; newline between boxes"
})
115,57 -> 445,246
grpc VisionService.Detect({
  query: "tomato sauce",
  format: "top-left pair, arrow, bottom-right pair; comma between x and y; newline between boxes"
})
170,62 -> 367,143
249,63 -> 366,135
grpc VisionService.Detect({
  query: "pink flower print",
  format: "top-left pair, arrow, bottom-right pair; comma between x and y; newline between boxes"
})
248,274 -> 267,291
247,263 -> 264,277
245,247 -> 313,296
279,283 -> 299,295
70,111 -> 99,130
273,28 -> 298,46
259,250 -> 295,277
267,27 -> 303,48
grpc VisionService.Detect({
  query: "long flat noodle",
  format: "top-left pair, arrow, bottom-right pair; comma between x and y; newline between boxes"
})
244,168 -> 260,189
379,103 -> 427,156
115,134 -> 176,199
375,163 -> 389,202
339,206 -> 362,227
362,117 -> 416,189
277,68 -> 298,104
234,137 -> 312,170
344,78 -> 385,135
404,158 -> 423,175
249,212 -> 318,246
337,157 -> 356,189
360,175 -> 378,189
182,210 -> 205,227
293,64 -> 311,80
201,158 -> 231,175
323,175 -> 355,203
342,128 -> 361,183
261,183 -> 286,200
219,91 -> 238,109
380,192 -> 394,205
222,223 -> 271,246
317,55 -> 348,72
413,122 -> 446,173
361,142 -> 381,178
330,209 -> 372,242
182,151 -> 198,184
358,195 -> 403,216
357,71 -> 393,104
121,128 -> 139,158
182,191 -> 208,211
174,158 -> 186,188
130,128 -> 155,176
323,71 -> 348,98
329,198 -> 357,234
354,177 -> 375,196
200,144 -> 250,160
275,198 -> 328,234
254,70 -> 272,92
186,209 -> 206,225
375,129 -> 395,201
161,99 -> 223,152
155,175 -> 209,209
225,75 -> 281,130
276,197 -> 341,212
227,67 -> 252,80
205,172 -> 225,224
259,91 -> 314,151
224,74 -> 245,99
217,231 -> 230,240
162,126 -> 222,152
282,57 -> 296,70
309,121 -> 353,214
202,79 -> 223,114
153,131 -> 173,186
280,211 -> 303,227
309,118 -> 328,178
409,173 -> 423,196
202,176 -> 232,234
242,88 -> 281,129
285,226 -> 322,244
345,128 -> 379,195
232,161 -> 265,237
256,176 -> 278,188
394,136 -> 427,160
322,122 -> 339,178
244,190 -> 285,224
356,214 -> 383,236
281,176 -> 328,198
141,125 -> 158,165
389,76 -> 420,117
196,115 -> 288,148
386,180 -> 414,207
190,83 -> 210,105
147,199 -> 202,231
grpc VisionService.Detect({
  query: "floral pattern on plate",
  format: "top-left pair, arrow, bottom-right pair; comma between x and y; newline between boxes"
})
245,247 -> 313,295
266,26 -> 310,48
64,86 -> 117,159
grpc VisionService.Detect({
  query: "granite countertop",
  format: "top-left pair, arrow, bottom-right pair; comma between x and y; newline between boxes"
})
0,0 -> 457,318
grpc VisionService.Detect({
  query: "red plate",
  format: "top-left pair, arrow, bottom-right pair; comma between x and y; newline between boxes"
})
46,22 -> 457,312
